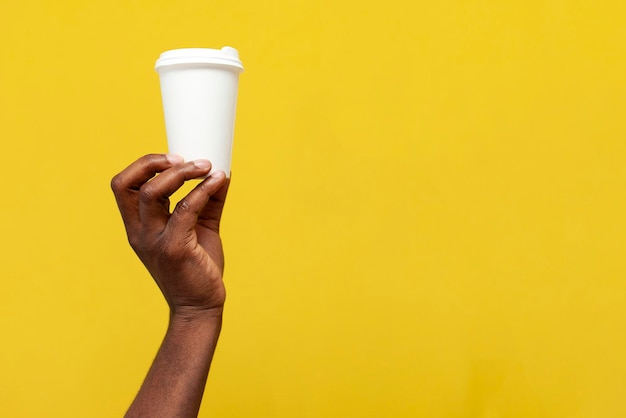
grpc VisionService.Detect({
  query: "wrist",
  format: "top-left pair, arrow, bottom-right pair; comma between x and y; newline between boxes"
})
167,311 -> 223,347
169,305 -> 224,327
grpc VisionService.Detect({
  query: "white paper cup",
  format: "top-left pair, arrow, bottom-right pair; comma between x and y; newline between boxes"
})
155,47 -> 244,177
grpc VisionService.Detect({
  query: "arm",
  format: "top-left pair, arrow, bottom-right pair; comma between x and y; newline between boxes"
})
111,154 -> 230,418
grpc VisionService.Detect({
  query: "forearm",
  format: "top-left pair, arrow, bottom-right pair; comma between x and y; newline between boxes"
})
125,313 -> 223,418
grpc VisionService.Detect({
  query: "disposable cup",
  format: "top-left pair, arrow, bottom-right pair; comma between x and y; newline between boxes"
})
155,47 -> 244,177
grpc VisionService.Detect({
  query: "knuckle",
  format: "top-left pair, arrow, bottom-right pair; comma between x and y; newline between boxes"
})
174,198 -> 193,216
110,174 -> 124,193
139,183 -> 158,203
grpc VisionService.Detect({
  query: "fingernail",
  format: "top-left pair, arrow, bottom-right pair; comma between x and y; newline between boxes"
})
166,154 -> 184,164
210,170 -> 226,179
193,159 -> 211,169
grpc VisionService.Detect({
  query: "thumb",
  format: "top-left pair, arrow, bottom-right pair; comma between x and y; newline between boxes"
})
168,171 -> 228,235
197,172 -> 230,233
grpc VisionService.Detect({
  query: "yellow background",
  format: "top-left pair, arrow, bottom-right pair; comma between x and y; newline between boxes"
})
1,1 -> 625,417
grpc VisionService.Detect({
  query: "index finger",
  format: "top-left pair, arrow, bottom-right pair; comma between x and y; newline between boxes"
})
110,153 -> 184,234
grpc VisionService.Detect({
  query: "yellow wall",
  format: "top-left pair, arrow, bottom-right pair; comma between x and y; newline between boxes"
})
1,1 -> 625,416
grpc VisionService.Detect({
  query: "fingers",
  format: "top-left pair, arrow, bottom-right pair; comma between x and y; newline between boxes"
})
111,154 -> 183,234
138,160 -> 215,237
168,171 -> 229,235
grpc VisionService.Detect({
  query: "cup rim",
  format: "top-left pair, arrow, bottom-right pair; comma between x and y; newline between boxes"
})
155,47 -> 243,71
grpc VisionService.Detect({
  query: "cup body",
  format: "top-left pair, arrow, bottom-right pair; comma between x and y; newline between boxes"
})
155,47 -> 243,176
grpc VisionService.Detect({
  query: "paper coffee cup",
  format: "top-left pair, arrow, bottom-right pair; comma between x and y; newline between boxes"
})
155,47 -> 244,177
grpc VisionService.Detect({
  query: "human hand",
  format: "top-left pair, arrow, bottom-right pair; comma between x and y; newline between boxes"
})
111,154 -> 230,319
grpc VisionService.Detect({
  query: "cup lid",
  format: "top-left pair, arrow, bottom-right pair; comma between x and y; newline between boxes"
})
155,47 -> 244,71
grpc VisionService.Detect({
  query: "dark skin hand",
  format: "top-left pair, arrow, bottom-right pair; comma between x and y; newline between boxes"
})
111,154 -> 230,418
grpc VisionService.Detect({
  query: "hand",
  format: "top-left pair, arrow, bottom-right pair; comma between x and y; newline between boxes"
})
111,154 -> 230,318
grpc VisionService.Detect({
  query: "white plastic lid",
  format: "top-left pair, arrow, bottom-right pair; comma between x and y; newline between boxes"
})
155,47 -> 244,71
